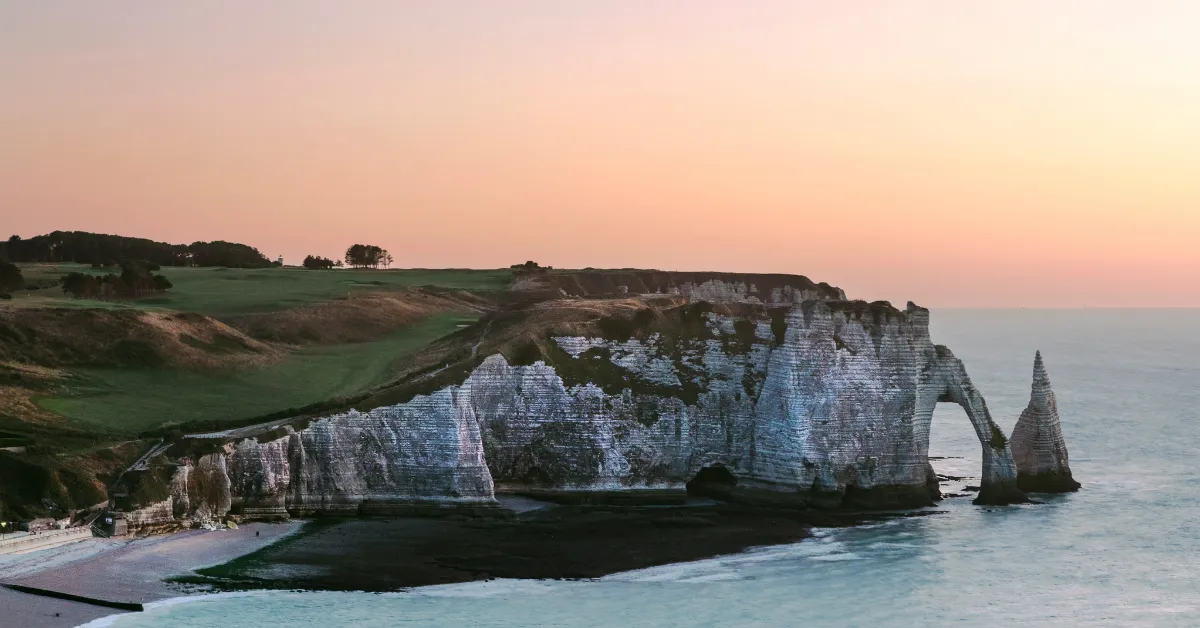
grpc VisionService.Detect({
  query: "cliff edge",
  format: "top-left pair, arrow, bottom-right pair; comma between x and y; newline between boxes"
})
107,271 -> 1053,528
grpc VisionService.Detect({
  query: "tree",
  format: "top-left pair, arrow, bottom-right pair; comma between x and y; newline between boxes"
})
510,261 -> 551,273
302,255 -> 336,270
0,262 -> 23,292
60,263 -> 172,300
152,274 -> 173,291
0,235 -> 18,262
344,244 -> 390,269
60,272 -> 101,299
120,260 -> 155,297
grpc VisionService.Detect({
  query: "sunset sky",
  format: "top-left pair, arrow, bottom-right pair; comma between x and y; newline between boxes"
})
3,2 -> 1199,307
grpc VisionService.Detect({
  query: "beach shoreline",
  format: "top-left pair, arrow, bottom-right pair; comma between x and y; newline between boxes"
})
0,495 -> 947,628
0,521 -> 302,628
170,500 -> 939,593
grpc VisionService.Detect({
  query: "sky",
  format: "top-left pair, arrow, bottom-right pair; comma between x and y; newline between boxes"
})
3,1 -> 1199,307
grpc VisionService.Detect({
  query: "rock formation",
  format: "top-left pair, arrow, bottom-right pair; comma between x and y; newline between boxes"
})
510,271 -> 846,303
464,300 -> 1025,508
151,396 -> 497,524
143,286 -> 1038,523
1010,352 -> 1080,493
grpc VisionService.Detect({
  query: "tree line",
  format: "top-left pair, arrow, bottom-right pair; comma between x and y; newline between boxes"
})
344,244 -> 393,269
302,255 -> 339,270
59,260 -> 173,300
1,232 -> 275,268
301,244 -> 393,270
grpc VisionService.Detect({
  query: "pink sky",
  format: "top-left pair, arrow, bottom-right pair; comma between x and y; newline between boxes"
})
3,2 -> 1199,307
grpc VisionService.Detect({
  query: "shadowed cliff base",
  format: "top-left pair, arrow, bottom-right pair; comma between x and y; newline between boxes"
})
170,505 -> 942,593
973,481 -> 1030,506
1017,472 -> 1082,494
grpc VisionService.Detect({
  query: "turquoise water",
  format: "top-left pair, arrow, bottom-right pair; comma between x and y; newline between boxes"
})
89,309 -> 1200,627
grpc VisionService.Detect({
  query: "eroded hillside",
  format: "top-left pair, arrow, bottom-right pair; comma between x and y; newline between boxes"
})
0,267 -> 507,519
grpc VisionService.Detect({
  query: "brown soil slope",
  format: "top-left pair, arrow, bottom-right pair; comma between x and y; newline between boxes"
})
0,308 -> 280,370
225,289 -> 490,345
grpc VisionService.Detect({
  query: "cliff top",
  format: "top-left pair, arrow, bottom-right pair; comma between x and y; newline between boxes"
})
509,269 -> 846,302
183,294 -> 918,441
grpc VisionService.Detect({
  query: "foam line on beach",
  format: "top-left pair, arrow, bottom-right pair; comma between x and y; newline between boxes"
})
76,591 -> 271,628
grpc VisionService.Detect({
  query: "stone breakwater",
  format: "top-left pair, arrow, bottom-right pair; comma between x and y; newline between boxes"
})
138,296 -> 1052,526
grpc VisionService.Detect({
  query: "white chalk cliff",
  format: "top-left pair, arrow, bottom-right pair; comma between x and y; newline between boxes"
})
149,286 -> 1047,522
1010,351 -> 1080,492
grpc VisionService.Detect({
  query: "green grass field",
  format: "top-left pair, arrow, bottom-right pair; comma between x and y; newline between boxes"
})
11,264 -> 511,316
35,313 -> 478,434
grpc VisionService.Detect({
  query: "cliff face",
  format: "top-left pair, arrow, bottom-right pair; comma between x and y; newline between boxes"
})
1010,352 -> 1080,493
466,300 -> 1023,507
167,397 -> 497,522
164,295 -> 1028,518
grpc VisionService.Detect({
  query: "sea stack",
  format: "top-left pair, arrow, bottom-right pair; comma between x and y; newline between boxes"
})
1010,352 -> 1081,493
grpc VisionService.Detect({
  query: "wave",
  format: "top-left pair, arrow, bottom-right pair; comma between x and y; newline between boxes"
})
76,591 -> 279,628
411,579 -> 563,598
602,534 -> 857,583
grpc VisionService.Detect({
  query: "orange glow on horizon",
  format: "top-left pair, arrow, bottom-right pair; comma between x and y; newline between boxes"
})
2,2 -> 1199,307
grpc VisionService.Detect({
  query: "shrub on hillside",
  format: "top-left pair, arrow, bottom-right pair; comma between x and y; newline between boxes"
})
0,261 -> 23,292
60,263 -> 173,300
153,274 -> 173,291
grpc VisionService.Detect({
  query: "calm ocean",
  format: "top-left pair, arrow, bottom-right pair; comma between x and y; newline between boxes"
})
87,309 -> 1200,627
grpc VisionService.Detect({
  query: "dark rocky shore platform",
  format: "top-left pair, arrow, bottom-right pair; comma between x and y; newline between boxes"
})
175,500 -> 939,592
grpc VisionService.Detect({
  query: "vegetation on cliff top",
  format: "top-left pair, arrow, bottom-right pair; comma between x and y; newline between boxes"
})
0,261 -> 511,517
0,262 -> 853,518
8,264 -> 511,315
38,313 -> 478,434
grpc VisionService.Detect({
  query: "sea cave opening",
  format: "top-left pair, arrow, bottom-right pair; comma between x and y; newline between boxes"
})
686,465 -> 738,500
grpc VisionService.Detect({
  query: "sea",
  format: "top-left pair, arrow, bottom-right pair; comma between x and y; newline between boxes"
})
85,309 -> 1200,627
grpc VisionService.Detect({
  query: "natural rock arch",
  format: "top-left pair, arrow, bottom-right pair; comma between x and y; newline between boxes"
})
915,346 -> 1027,505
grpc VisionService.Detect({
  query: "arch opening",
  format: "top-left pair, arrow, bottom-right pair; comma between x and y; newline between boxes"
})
927,402 -> 985,499
918,347 -> 1027,505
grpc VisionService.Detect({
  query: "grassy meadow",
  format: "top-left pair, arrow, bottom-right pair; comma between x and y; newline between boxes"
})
0,261 -> 509,516
34,313 -> 479,435
11,264 -> 511,316
3,263 -> 508,435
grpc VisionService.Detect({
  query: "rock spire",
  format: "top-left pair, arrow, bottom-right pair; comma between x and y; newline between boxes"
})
1009,352 -> 1081,492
